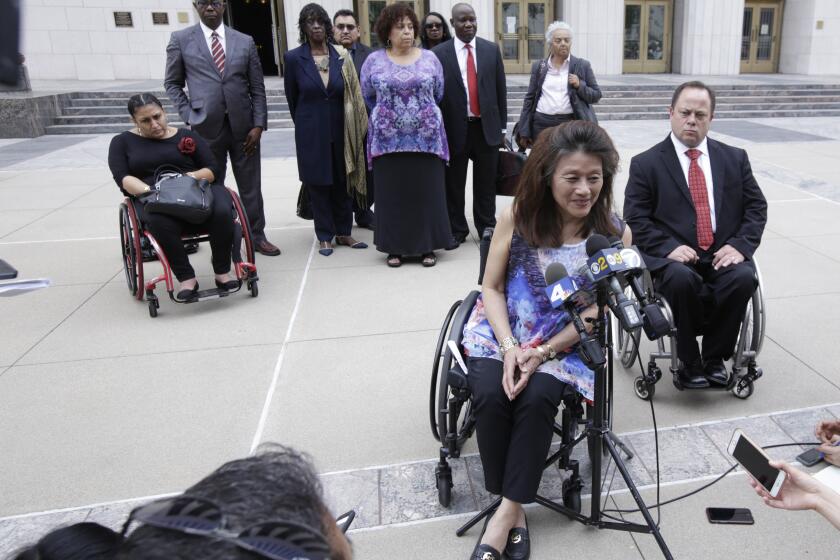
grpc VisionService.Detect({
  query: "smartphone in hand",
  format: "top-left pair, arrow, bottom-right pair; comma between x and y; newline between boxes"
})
727,430 -> 785,498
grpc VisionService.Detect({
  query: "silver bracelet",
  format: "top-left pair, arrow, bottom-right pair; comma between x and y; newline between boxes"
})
499,336 -> 518,356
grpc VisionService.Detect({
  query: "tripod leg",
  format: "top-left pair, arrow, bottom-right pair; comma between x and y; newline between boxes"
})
603,435 -> 673,560
455,496 -> 502,537
606,431 -> 635,460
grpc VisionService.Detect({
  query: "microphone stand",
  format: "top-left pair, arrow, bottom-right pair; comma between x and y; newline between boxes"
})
534,282 -> 673,559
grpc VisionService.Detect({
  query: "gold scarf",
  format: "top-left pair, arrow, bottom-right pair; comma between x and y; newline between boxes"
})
335,45 -> 368,207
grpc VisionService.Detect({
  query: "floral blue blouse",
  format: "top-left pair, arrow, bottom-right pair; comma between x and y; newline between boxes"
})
360,49 -> 449,168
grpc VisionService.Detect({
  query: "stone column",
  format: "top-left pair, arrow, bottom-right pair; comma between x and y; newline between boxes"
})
780,0 -> 840,75
560,0 -> 624,75
672,0 -> 743,75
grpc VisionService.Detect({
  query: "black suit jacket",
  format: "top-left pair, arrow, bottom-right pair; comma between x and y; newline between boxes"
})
350,42 -> 373,78
283,43 -> 345,185
516,54 -> 601,138
623,135 -> 767,271
432,37 -> 507,154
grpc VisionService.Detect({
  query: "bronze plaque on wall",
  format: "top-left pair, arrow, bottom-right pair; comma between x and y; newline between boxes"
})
114,11 -> 133,27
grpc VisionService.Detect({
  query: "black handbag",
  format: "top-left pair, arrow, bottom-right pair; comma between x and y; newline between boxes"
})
496,136 -> 527,197
144,166 -> 214,224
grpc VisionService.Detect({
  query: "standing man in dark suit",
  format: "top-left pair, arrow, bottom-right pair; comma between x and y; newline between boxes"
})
333,8 -> 375,230
433,3 -> 507,246
624,81 -> 767,389
164,0 -> 281,256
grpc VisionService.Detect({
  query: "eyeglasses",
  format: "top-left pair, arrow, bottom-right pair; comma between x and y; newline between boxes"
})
425,22 -> 442,29
121,496 -> 356,560
335,24 -> 357,31
196,1 -> 225,7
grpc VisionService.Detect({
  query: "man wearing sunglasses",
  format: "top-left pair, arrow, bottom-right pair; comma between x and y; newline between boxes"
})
165,0 -> 281,257
332,9 -> 376,231
118,445 -> 353,560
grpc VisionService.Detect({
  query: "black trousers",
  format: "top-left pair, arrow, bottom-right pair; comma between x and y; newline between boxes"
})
205,116 -> 267,241
654,257 -> 757,364
309,141 -> 352,242
532,111 -> 574,142
467,357 -> 569,504
445,120 -> 499,241
139,183 -> 234,282
353,158 -> 375,227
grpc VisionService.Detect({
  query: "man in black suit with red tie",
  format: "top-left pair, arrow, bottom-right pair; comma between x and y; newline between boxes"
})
433,3 -> 507,246
624,81 -> 767,389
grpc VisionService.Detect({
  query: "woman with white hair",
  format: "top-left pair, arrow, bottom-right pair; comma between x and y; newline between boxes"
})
515,21 -> 602,149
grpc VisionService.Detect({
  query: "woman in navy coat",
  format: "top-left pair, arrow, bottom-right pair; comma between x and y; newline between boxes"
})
284,3 -> 366,256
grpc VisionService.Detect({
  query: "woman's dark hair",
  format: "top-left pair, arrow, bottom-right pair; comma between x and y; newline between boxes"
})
513,121 -> 620,247
419,11 -> 451,48
374,2 -> 419,46
13,522 -> 122,560
298,3 -> 333,45
126,93 -> 163,117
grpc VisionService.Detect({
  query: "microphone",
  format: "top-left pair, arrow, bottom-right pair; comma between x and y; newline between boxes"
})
606,235 -> 670,340
585,235 -> 644,332
544,262 -> 606,368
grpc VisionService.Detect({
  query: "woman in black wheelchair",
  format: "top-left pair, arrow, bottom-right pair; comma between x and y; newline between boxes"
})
108,93 -> 237,301
460,121 -> 630,560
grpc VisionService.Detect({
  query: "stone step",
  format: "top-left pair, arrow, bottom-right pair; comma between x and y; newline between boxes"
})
45,119 -> 297,134
63,103 -> 291,115
53,111 -> 292,125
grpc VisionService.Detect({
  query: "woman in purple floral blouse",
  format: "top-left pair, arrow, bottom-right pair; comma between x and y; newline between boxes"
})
360,3 -> 453,268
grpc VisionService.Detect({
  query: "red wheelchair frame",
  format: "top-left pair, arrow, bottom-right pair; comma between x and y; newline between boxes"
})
119,187 -> 259,317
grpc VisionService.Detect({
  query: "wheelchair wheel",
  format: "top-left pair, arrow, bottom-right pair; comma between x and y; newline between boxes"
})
732,376 -> 754,399
119,203 -> 144,299
248,278 -> 259,298
437,470 -> 452,508
430,300 -> 462,442
634,376 -> 654,400
230,188 -> 256,265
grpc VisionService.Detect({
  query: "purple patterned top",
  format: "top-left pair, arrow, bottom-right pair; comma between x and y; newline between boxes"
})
360,49 -> 449,167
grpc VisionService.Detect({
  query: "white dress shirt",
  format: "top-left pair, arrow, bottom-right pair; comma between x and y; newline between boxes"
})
536,56 -> 573,115
670,132 -> 716,231
200,21 -> 226,56
454,36 -> 478,117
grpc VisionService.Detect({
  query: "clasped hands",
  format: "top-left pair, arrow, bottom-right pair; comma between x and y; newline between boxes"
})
667,243 -> 745,270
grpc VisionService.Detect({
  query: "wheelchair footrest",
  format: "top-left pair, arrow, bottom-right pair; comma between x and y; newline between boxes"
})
177,287 -> 234,303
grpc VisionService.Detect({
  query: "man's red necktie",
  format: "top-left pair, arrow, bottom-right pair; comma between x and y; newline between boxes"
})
211,31 -> 225,76
465,44 -> 480,117
685,148 -> 713,250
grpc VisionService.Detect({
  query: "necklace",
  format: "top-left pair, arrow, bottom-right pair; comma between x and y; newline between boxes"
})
315,55 -> 329,73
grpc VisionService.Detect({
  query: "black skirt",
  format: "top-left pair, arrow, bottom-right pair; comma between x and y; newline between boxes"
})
373,153 -> 452,255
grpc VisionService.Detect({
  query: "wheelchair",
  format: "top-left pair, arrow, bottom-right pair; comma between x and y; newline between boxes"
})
613,260 -> 765,400
429,228 -> 592,515
118,187 -> 259,317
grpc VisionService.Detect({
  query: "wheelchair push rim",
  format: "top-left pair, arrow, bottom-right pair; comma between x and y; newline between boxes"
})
119,202 -> 144,300
430,299 -> 462,442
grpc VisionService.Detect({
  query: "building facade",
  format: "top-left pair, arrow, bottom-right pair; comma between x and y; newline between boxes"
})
19,0 -> 840,81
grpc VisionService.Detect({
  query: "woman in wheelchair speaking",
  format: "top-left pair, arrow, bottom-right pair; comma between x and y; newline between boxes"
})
461,121 -> 630,560
108,93 -> 237,301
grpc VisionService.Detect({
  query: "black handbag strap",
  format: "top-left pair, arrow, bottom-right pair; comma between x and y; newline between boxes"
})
153,164 -> 185,185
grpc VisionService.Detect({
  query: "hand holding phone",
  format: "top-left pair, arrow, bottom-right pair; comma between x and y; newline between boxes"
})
728,430 -> 786,497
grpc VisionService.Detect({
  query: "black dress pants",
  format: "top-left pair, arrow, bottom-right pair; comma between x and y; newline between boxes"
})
654,257 -> 757,364
308,141 -> 352,242
445,120 -> 499,241
467,357 -> 569,504
205,116 -> 267,242
139,183 -> 234,282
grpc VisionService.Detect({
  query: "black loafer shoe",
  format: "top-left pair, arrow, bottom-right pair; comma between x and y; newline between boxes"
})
504,518 -> 530,560
470,544 -> 502,560
704,358 -> 729,386
677,359 -> 709,389
176,282 -> 199,302
215,279 -> 239,291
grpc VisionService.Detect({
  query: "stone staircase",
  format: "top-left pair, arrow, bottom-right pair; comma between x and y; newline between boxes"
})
44,83 -> 840,134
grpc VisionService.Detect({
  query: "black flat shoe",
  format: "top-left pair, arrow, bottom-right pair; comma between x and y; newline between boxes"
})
176,282 -> 199,301
470,544 -> 502,560
704,358 -> 729,386
215,279 -> 239,291
504,513 -> 530,560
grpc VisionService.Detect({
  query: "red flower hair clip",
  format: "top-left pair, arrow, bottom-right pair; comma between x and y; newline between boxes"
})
178,136 -> 196,155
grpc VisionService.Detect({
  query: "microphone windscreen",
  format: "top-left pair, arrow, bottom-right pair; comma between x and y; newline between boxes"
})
544,262 -> 569,285
607,235 -> 623,249
585,234 -> 611,257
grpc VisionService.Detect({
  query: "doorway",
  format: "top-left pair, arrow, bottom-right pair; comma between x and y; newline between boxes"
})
226,0 -> 279,76
496,0 -> 553,74
358,0 -> 428,49
623,0 -> 671,73
740,1 -> 783,73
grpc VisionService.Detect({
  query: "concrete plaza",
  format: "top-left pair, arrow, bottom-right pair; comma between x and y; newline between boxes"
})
2,84 -> 840,557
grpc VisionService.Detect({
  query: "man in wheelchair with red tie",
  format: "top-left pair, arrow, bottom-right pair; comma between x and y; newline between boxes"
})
623,81 -> 767,389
